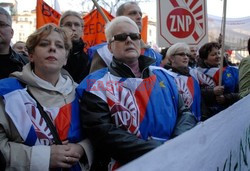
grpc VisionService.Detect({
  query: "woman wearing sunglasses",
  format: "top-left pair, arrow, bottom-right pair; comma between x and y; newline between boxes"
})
167,42 -> 216,121
77,16 -> 196,170
0,24 -> 92,171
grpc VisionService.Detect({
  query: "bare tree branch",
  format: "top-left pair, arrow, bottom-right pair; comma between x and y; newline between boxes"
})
80,0 -> 153,13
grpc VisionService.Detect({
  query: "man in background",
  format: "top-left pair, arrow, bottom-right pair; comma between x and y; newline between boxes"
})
0,7 -> 28,79
59,11 -> 90,83
12,41 -> 29,57
188,46 -> 198,68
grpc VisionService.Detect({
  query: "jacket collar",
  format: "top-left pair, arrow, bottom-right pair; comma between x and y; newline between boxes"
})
71,38 -> 85,54
109,55 -> 155,78
9,47 -> 29,64
170,66 -> 190,76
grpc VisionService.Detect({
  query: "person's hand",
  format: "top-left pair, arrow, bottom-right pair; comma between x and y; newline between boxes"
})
213,86 -> 224,96
216,95 -> 225,104
67,143 -> 84,161
58,143 -> 83,166
50,144 -> 72,168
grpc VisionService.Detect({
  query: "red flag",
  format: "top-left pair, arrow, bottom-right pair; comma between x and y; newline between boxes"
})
36,1 -> 148,49
36,0 -> 61,29
83,7 -> 114,50
141,15 -> 148,43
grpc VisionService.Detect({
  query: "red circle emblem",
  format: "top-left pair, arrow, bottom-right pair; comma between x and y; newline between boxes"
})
167,8 -> 195,38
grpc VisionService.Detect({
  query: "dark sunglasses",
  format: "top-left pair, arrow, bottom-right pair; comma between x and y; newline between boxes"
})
111,33 -> 141,42
174,52 -> 191,57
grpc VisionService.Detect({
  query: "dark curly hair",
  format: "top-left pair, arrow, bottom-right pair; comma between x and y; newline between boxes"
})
199,42 -> 220,60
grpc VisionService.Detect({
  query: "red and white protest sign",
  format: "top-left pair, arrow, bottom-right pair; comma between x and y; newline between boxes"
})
157,0 -> 208,47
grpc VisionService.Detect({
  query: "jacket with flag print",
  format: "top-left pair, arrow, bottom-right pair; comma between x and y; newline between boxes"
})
0,63 -> 93,171
169,67 -> 215,121
77,56 -> 197,170
197,61 -> 240,119
88,42 -> 162,73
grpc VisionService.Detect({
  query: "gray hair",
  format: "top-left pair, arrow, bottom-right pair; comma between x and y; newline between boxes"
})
105,16 -> 139,43
0,7 -> 12,26
116,1 -> 138,16
59,10 -> 83,27
167,42 -> 190,58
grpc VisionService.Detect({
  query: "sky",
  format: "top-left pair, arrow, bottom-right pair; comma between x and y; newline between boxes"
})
16,0 -> 250,19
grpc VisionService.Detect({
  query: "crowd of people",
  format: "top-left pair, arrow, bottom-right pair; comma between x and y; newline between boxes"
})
0,1 -> 249,170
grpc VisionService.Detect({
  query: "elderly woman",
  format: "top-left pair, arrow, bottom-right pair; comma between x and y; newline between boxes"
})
167,42 -> 215,121
0,24 -> 92,170
77,16 -> 196,170
197,42 -> 239,119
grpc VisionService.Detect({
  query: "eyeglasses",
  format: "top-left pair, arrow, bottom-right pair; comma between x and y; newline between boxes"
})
110,33 -> 141,42
174,53 -> 191,57
0,21 -> 10,28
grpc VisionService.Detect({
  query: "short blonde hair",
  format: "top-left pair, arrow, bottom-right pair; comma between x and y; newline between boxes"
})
26,23 -> 72,55
105,16 -> 139,43
167,42 -> 190,58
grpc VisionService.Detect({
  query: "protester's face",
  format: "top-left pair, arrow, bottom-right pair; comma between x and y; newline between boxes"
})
108,22 -> 141,64
0,14 -> 13,46
189,47 -> 198,61
29,31 -> 67,78
170,51 -> 189,68
13,42 -> 28,56
122,4 -> 142,32
205,47 -> 221,67
61,15 -> 83,42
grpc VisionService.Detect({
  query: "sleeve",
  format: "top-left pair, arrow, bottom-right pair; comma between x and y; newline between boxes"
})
172,94 -> 197,138
80,91 -> 162,164
0,99 -> 50,171
239,58 -> 250,98
30,145 -> 50,171
77,139 -> 93,170
200,86 -> 216,102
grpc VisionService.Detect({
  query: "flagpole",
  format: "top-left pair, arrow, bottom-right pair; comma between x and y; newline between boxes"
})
91,0 -> 110,23
218,0 -> 227,86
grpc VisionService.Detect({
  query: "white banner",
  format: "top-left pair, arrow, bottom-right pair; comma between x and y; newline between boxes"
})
208,15 -> 250,50
118,95 -> 250,171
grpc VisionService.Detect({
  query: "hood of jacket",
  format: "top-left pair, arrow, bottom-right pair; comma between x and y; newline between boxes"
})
10,63 -> 77,96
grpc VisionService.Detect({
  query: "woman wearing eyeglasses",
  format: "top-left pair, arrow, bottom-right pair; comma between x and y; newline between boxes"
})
0,24 -> 92,171
197,42 -> 239,120
166,42 -> 216,121
77,16 -> 196,170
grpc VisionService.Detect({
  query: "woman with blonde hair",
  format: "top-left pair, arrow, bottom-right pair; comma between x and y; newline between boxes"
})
0,24 -> 92,170
167,42 -> 215,121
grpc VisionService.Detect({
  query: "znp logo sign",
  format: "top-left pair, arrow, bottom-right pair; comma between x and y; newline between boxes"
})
157,0 -> 208,46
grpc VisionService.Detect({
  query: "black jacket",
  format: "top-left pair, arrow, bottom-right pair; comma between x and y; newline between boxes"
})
64,39 -> 90,83
80,56 -> 196,170
0,47 -> 28,79
0,150 -> 6,171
